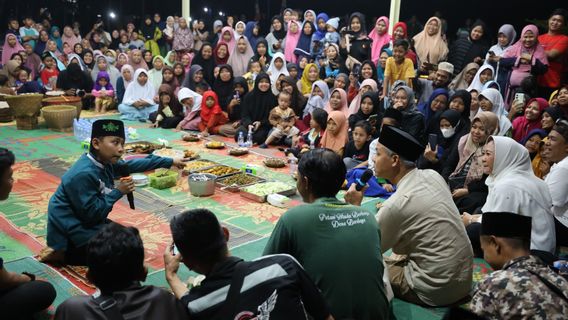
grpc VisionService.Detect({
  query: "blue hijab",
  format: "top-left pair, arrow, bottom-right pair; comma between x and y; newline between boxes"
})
376,48 -> 392,81
296,21 -> 315,53
50,26 -> 63,52
418,88 -> 449,125
313,13 -> 329,41
244,21 -> 261,49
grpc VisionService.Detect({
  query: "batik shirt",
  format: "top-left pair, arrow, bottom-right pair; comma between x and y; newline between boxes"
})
470,255 -> 568,319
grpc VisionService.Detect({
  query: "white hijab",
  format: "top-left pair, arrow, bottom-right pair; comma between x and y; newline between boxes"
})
467,64 -> 494,93
482,136 -> 555,253
178,87 -> 202,113
303,80 -> 330,118
267,53 -> 289,85
122,69 -> 155,105
478,88 -> 511,136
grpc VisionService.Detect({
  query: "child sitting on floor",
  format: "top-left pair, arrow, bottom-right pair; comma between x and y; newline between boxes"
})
151,88 -> 184,129
92,71 -> 115,113
14,66 -> 45,94
261,91 -> 299,148
176,88 -> 202,131
343,120 -> 372,170
320,110 -> 349,157
288,107 -> 328,158
198,90 -> 228,136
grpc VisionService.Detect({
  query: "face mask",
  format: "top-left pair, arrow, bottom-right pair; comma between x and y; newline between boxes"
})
441,127 -> 455,138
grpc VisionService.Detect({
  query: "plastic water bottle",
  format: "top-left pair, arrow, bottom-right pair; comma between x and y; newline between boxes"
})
237,132 -> 245,147
246,128 -> 254,147
309,139 -> 316,150
289,158 -> 297,176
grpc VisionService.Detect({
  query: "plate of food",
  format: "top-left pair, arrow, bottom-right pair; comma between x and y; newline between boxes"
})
263,158 -> 287,168
183,149 -> 199,160
125,141 -> 158,154
205,141 -> 226,149
153,148 -> 185,158
182,133 -> 201,142
196,165 -> 240,177
183,160 -> 217,173
228,147 -> 249,156
45,91 -> 65,97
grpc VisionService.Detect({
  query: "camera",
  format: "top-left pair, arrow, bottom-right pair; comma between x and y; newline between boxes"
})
76,89 -> 86,97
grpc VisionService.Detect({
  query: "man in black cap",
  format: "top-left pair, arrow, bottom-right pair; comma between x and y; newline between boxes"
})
470,212 -> 568,318
345,125 -> 473,306
41,119 -> 186,265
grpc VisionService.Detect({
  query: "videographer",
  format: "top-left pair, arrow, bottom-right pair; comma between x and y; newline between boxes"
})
339,13 -> 371,72
56,61 -> 94,108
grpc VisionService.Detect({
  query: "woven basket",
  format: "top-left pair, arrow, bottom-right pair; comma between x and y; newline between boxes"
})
43,96 -> 83,119
41,105 -> 77,132
5,94 -> 44,130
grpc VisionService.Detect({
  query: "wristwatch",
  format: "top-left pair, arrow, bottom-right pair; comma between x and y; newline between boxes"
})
22,272 -> 35,281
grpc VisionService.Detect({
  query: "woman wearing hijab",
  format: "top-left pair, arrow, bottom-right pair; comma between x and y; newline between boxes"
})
218,76 -> 250,133
149,84 -> 184,128
244,21 -> 261,50
449,62 -> 479,91
501,25 -> 549,105
298,63 -> 320,96
234,73 -> 277,144
369,16 -> 392,66
50,26 -> 63,52
467,136 -> 556,257
320,43 -> 347,87
213,42 -> 230,66
478,88 -> 512,136
348,78 -> 378,115
176,87 -> 204,131
23,42 -> 42,80
56,62 -> 94,99
413,17 -> 449,71
311,13 -> 329,57
191,43 -> 215,85
251,38 -> 272,70
511,97 -> 548,142
467,64 -> 494,92
326,88 -> 350,119
164,51 -> 176,68
267,52 -> 289,93
376,47 -> 393,88
227,36 -> 254,77
320,110 -> 349,156
148,55 -> 165,93
81,49 -> 95,71
219,26 -> 237,54
212,64 -> 235,112
283,20 -> 302,63
348,91 -> 381,136
419,109 -> 470,178
116,64 -> 134,104
116,52 -> 129,71
193,19 -> 209,52
182,65 -> 210,91
280,76 -> 307,119
418,88 -> 449,133
334,73 -> 349,90
448,89 -> 473,130
294,21 -> 315,59
34,30 -> 50,56
303,80 -> 330,120
61,26 -> 80,50
393,85 -> 426,142
1,60 -> 20,87
520,128 -> 549,179
67,53 -> 88,71
173,17 -> 193,55
449,111 -> 499,214
448,19 -> 490,74
118,69 -> 158,121
266,16 -> 287,56
1,34 -> 24,65
128,49 -> 149,71
485,24 -> 517,94
90,55 -> 120,89
339,12 -> 372,71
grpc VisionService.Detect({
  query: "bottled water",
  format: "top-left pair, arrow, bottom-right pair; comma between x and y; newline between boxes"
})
309,139 -> 315,150
289,158 -> 297,176
237,132 -> 245,147
246,128 -> 254,147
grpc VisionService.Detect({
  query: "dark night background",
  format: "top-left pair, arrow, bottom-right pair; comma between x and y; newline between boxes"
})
1,0 -> 566,41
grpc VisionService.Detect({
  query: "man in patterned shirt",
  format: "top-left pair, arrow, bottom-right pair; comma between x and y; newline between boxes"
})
470,211 -> 568,319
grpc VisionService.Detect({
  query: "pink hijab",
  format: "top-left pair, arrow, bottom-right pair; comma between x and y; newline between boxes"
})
502,25 -> 548,65
348,79 -> 378,115
284,20 -> 301,63
220,27 -> 237,53
227,36 -> 254,77
325,88 -> 350,118
1,34 -> 24,64
369,16 -> 392,66
61,26 -> 80,51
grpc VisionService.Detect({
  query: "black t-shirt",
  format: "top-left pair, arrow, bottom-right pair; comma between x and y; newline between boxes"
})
343,140 -> 370,162
181,255 -> 330,320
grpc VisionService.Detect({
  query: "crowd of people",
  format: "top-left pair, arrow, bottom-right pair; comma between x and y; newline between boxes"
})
1,5 -> 568,320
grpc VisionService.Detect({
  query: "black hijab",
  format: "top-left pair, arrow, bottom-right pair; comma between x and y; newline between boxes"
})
296,21 -> 315,53
213,64 -> 235,110
280,75 -> 306,116
449,89 -> 472,128
251,38 -> 272,64
349,91 -> 381,134
241,73 -> 277,128
191,42 -> 215,84
349,12 -> 367,38
359,60 -> 378,83
271,16 -> 286,40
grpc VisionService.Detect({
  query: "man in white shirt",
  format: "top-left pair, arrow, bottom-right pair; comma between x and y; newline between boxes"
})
345,125 -> 473,307
544,119 -> 568,248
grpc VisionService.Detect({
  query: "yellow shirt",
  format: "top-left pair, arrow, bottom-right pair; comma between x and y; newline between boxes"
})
384,57 -> 415,87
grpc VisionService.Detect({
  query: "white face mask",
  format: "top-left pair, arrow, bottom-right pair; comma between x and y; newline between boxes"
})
441,127 -> 455,138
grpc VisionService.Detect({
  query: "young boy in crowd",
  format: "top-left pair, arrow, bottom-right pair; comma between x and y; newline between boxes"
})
19,16 -> 39,47
6,18 -> 21,42
40,119 -> 186,266
55,223 -> 187,319
261,91 -> 299,148
382,39 -> 415,99
343,121 -> 372,170
40,52 -> 59,89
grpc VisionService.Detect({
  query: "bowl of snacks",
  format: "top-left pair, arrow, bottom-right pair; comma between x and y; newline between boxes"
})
182,133 -> 201,142
263,158 -> 287,168
183,149 -> 199,160
188,173 -> 217,196
205,141 -> 225,149
228,147 -> 249,156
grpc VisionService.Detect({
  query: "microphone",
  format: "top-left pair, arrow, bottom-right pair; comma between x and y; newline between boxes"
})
355,169 -> 374,191
118,163 -> 135,210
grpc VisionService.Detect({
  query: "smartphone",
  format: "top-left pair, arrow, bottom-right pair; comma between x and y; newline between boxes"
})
233,90 -> 240,100
429,134 -> 438,150
514,92 -> 526,105
423,62 -> 436,71
352,63 -> 361,77
368,114 -> 379,123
